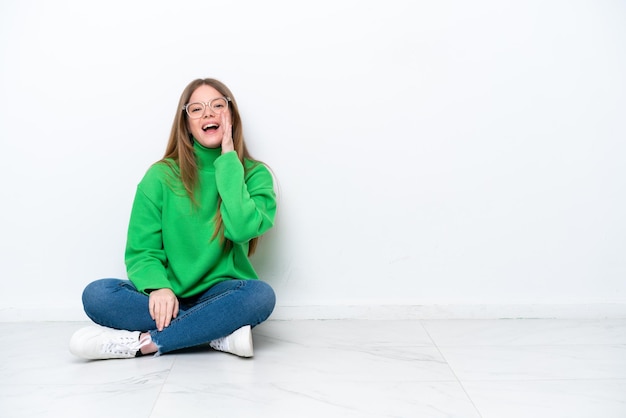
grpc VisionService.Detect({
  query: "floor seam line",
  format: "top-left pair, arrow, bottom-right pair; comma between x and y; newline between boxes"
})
420,320 -> 484,418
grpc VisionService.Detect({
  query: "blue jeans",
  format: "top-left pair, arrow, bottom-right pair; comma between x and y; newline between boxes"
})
81,278 -> 276,354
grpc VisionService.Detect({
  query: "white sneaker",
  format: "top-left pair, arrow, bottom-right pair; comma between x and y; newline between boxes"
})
69,324 -> 151,360
209,325 -> 253,357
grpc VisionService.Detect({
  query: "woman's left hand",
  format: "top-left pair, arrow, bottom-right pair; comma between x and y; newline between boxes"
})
148,288 -> 179,332
221,111 -> 234,154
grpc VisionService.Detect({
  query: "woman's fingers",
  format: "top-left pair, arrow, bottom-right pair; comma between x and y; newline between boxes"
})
149,289 -> 179,331
221,112 -> 234,152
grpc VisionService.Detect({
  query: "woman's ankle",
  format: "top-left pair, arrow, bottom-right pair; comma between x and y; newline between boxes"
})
139,332 -> 158,355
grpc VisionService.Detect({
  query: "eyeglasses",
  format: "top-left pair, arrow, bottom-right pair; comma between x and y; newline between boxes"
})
183,97 -> 231,119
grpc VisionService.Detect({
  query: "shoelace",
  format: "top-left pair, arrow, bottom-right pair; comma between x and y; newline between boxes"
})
101,335 -> 152,356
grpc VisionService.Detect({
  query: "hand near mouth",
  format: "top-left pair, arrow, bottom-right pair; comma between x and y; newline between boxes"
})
221,111 -> 234,154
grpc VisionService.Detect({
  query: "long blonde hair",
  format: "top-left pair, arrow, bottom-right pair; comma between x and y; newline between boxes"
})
161,78 -> 260,255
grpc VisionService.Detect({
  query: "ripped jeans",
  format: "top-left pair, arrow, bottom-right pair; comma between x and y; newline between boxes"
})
81,278 -> 276,354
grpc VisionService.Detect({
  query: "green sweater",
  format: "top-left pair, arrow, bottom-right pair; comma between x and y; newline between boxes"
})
125,141 -> 276,298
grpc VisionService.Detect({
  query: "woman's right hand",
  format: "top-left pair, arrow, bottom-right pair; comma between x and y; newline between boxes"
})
149,288 -> 179,331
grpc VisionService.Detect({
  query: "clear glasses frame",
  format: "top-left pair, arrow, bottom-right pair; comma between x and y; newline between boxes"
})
183,97 -> 231,119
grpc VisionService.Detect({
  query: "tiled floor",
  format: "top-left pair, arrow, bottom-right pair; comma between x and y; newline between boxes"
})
1,319 -> 625,417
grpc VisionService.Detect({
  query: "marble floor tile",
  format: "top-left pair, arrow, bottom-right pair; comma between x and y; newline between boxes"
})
1,319 -> 625,417
462,379 -> 626,418
421,319 -> 626,346
163,320 -> 457,385
438,344 -> 626,381
254,319 -> 436,347
152,380 -> 481,418
0,383 -> 162,418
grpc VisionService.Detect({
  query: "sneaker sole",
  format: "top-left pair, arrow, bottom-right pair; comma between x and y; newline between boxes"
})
231,325 -> 254,358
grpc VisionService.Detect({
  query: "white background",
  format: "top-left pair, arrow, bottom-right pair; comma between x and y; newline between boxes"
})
1,0 -> 625,319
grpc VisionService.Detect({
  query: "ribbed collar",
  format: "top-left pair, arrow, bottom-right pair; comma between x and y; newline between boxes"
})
193,140 -> 222,172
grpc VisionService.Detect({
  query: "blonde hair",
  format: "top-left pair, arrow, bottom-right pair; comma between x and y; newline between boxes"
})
161,78 -> 260,255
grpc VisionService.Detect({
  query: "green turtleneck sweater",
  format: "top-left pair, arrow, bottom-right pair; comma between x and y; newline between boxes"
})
124,141 -> 276,298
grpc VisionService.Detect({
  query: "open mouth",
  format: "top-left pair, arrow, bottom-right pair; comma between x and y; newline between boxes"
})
202,123 -> 219,132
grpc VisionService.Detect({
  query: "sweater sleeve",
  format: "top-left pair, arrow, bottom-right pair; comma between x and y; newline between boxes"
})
214,151 -> 277,244
124,165 -> 171,294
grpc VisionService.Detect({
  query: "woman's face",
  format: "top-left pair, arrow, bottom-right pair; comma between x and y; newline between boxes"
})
186,84 -> 231,148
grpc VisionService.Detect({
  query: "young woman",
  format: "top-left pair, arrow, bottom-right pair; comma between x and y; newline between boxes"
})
70,78 -> 277,360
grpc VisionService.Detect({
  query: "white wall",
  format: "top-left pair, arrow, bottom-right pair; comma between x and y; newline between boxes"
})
1,0 -> 625,320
